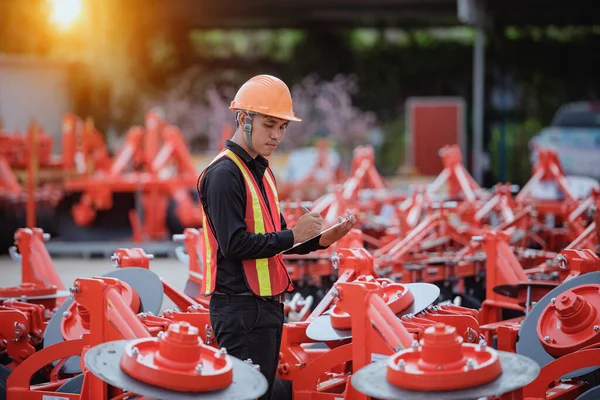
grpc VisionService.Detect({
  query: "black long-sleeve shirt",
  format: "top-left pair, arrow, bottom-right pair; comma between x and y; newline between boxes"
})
198,140 -> 323,294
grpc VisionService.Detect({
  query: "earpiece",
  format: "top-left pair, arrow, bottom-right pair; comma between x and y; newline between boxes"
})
243,112 -> 255,152
244,114 -> 253,134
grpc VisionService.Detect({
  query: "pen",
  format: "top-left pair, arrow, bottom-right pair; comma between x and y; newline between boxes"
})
301,206 -> 311,214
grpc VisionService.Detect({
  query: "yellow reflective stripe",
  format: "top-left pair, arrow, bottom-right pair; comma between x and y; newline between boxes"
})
225,151 -> 272,296
201,149 -> 237,294
264,170 -> 280,215
202,212 -> 212,294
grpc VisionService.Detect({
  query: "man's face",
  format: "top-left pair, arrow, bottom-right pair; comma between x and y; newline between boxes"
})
247,114 -> 289,157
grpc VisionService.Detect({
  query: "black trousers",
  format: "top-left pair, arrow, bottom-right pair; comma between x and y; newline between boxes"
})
209,294 -> 284,400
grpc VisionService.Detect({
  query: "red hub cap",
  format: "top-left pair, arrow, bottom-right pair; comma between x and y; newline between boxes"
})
386,323 -> 502,391
537,284 -> 600,357
120,322 -> 233,392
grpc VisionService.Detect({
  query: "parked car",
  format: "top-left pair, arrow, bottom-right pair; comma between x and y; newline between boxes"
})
529,101 -> 600,180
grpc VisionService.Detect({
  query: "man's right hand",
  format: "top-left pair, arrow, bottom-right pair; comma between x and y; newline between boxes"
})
291,212 -> 323,244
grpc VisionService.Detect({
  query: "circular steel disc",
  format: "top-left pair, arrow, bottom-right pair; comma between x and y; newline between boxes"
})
492,282 -> 558,299
576,384 -> 600,400
305,315 -> 353,342
84,340 -> 268,400
0,290 -> 71,302
306,283 -> 440,342
43,296 -> 80,373
395,283 -> 440,318
56,373 -> 84,393
103,268 -> 164,315
351,351 -> 539,400
43,267 -> 164,374
516,271 -> 600,379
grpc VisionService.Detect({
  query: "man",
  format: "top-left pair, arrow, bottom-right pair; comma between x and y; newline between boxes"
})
197,74 -> 356,400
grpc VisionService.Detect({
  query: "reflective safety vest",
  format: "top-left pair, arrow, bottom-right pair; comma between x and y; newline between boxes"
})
199,148 -> 293,297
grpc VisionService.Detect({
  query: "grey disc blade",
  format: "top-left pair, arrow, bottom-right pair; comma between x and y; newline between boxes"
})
305,283 -> 440,341
306,315 -> 352,342
184,279 -> 202,299
397,283 -> 440,317
56,373 -> 84,393
43,267 -> 164,374
576,384 -> 600,400
351,351 -> 540,400
103,267 -> 164,315
42,296 -> 80,373
492,282 -> 558,299
84,340 -> 268,400
516,271 -> 600,379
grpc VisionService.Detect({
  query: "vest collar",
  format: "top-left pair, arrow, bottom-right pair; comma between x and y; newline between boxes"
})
225,140 -> 269,166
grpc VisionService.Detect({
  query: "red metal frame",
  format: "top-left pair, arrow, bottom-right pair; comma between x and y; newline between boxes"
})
173,228 -> 205,289
64,111 -> 202,241
7,338 -> 86,400
111,247 -> 210,310
427,145 -> 482,203
0,228 -> 65,311
523,348 -> 600,399
6,275 -> 151,400
279,138 -> 344,202
476,230 -> 559,325
0,300 -> 45,368
278,248 -> 487,399
309,145 -> 392,228
516,149 -> 578,208
557,248 -> 600,282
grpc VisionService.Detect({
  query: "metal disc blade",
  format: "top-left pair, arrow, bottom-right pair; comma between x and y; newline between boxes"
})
184,279 -> 201,299
306,315 -> 352,342
0,290 -> 71,301
576,384 -> 600,400
516,271 -> 600,379
56,373 -> 84,394
351,351 -> 539,400
492,282 -> 558,299
305,283 -> 440,342
42,296 -> 80,373
103,267 -> 164,315
396,283 -> 440,317
43,267 -> 164,374
84,340 -> 268,400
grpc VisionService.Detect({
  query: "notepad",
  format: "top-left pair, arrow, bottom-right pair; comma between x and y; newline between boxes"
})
280,216 -> 352,255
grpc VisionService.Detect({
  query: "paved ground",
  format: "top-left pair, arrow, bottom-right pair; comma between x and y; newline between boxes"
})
0,255 -> 189,311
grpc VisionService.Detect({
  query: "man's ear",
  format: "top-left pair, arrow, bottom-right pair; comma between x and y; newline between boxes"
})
236,111 -> 245,127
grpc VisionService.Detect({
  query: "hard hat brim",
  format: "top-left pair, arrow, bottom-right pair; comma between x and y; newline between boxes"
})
266,113 -> 302,123
230,106 -> 302,122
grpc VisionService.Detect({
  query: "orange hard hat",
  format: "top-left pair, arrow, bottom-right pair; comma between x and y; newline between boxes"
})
230,75 -> 301,122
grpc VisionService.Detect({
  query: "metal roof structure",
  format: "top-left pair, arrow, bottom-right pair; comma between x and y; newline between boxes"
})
160,0 -> 598,30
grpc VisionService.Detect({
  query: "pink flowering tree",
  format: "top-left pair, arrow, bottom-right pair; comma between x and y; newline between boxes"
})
286,74 -> 377,152
142,69 -> 377,153
141,67 -> 236,152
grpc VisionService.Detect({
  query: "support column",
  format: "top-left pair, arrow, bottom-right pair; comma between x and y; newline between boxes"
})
472,19 -> 486,184
458,0 -> 487,184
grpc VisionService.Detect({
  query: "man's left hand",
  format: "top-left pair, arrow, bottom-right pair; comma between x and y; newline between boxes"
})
319,211 -> 357,247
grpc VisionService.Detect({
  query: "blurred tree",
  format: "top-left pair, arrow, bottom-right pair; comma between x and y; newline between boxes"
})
2,1 -> 600,179
376,117 -> 406,176
284,30 -> 355,82
488,119 -> 542,186
0,0 -> 53,54
141,69 -> 377,154
286,74 -> 377,152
